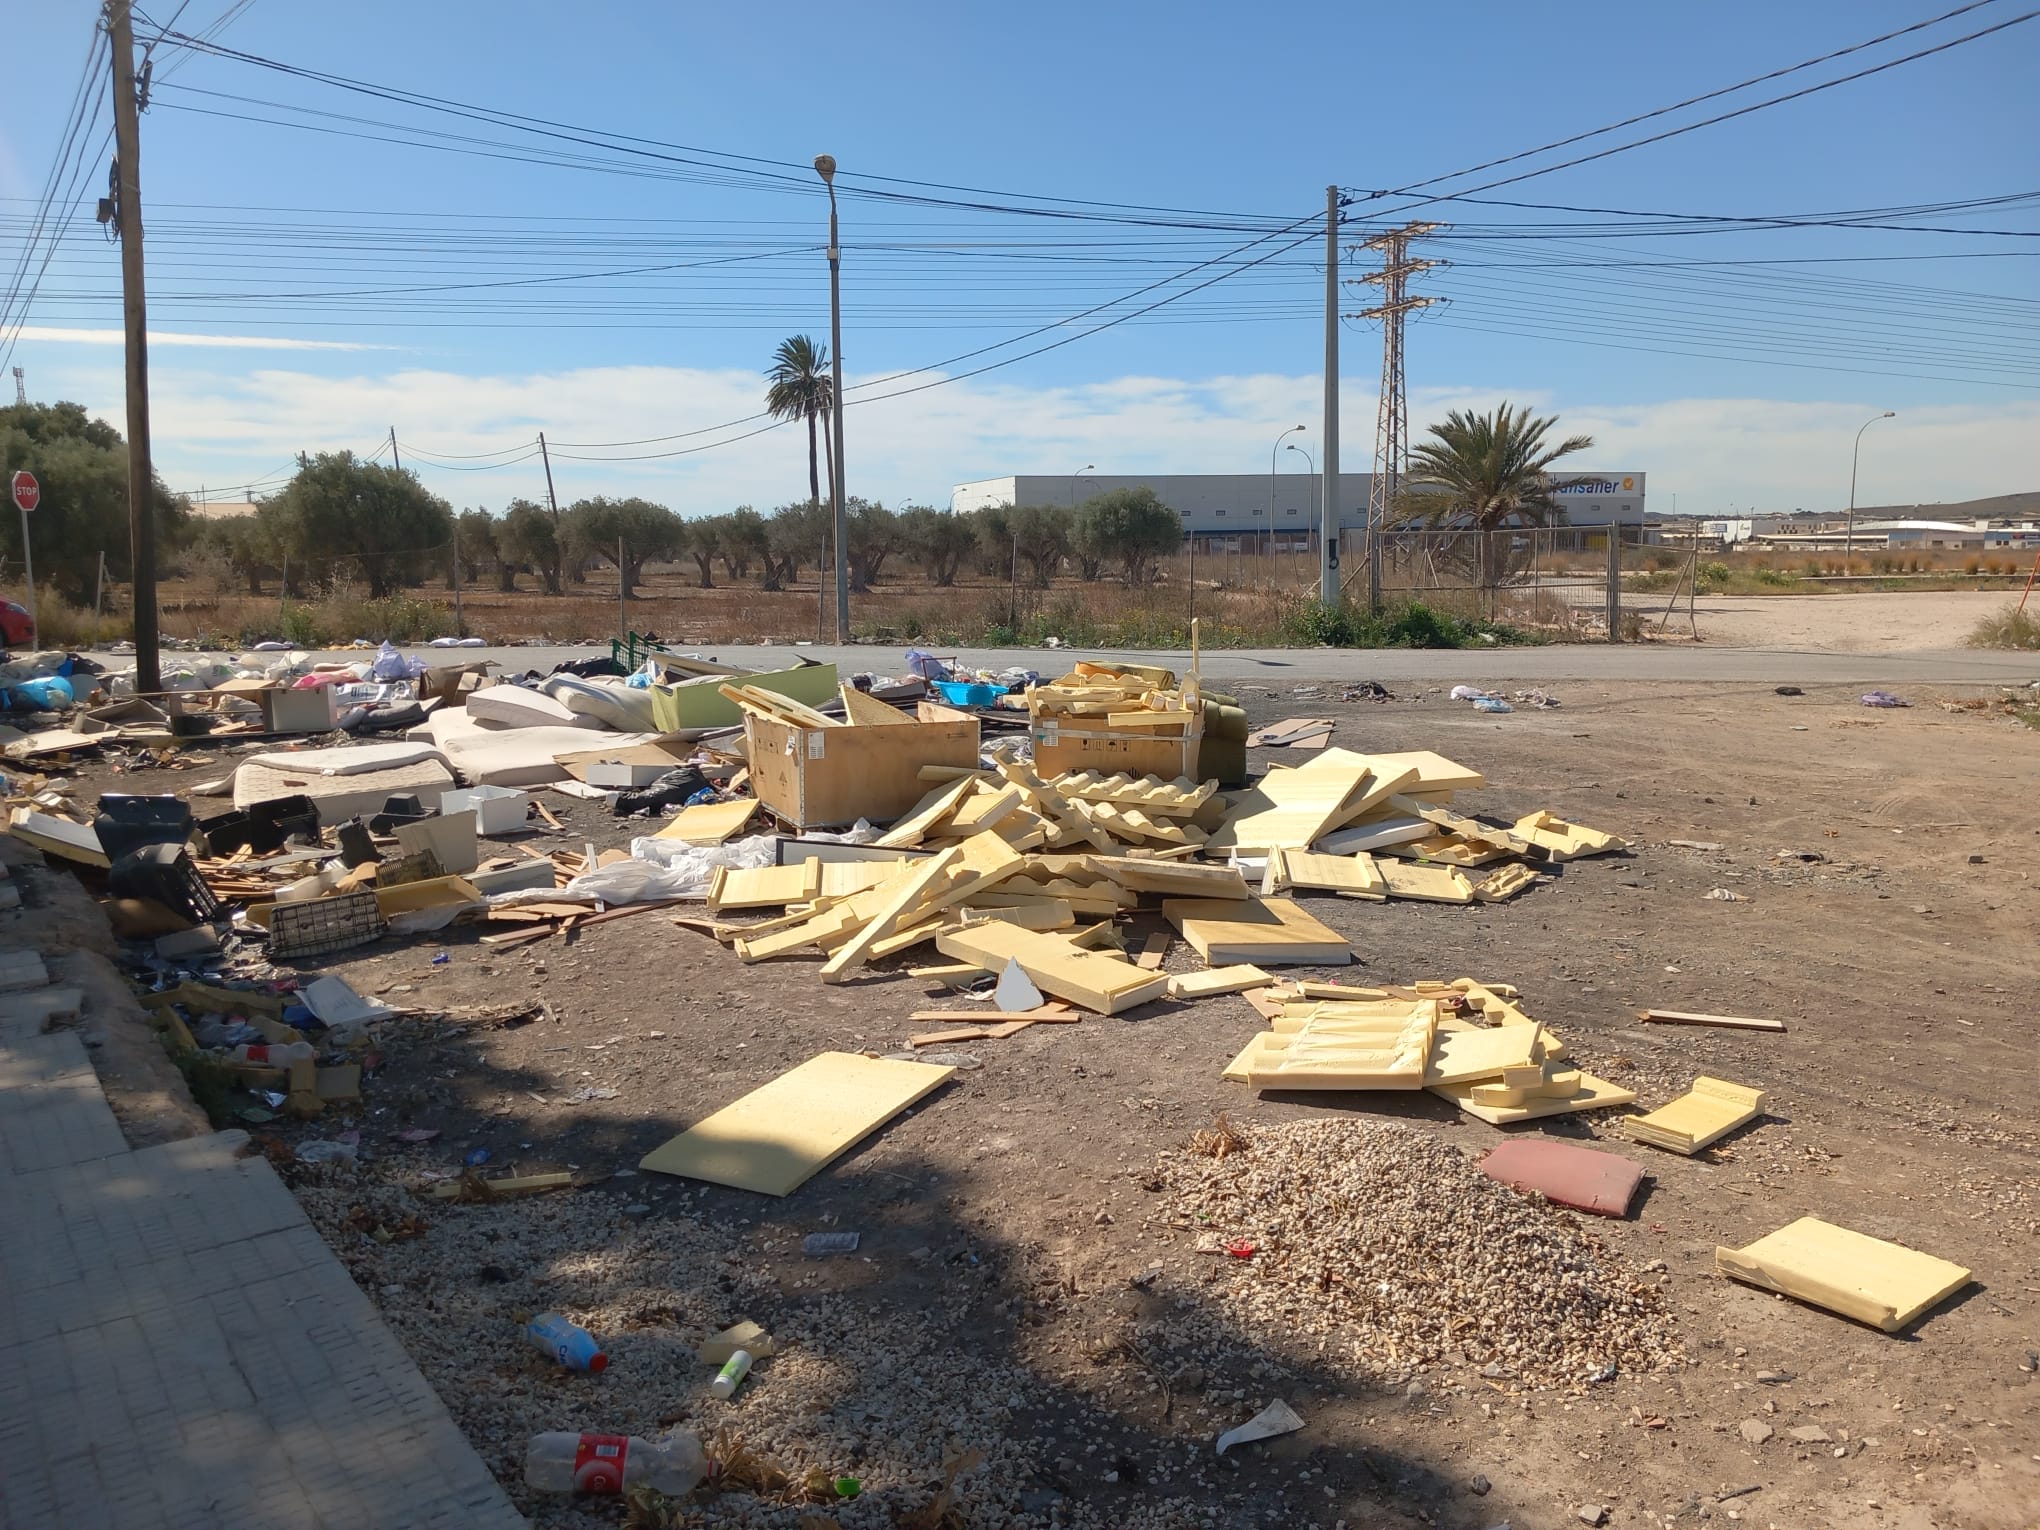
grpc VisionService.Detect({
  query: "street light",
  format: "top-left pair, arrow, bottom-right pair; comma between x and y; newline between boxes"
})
816,153 -> 849,642
1067,463 -> 1094,507
1287,442 -> 1316,569
1271,425 -> 1305,522
1844,411 -> 1896,563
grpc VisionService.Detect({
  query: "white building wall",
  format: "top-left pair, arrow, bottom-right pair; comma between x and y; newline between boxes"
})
950,471 -> 1646,531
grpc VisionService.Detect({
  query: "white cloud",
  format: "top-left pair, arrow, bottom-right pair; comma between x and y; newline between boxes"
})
32,356 -> 2038,514
16,326 -> 385,352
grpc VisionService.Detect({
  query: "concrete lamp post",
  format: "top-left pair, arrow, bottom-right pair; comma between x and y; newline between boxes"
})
816,154 -> 849,642
1844,411 -> 1895,563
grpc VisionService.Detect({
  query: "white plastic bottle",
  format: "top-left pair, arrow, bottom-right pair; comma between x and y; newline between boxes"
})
524,1430 -> 710,1495
710,1348 -> 752,1399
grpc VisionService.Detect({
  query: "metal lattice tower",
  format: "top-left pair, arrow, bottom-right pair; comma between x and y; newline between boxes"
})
10,367 -> 22,407
1348,223 -> 1444,535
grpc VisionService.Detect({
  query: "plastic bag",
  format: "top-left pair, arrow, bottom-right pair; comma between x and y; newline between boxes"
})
489,834 -> 778,907
371,640 -> 426,681
904,648 -> 951,682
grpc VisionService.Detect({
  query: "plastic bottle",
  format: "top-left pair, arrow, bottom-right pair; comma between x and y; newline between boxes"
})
710,1348 -> 752,1399
524,1430 -> 710,1495
227,1041 -> 315,1065
527,1312 -> 608,1372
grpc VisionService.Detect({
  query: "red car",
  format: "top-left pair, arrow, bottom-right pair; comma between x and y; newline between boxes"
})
0,601 -> 31,649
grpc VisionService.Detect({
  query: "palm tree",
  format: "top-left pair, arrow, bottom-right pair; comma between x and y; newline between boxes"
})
1394,402 -> 1595,607
1397,402 -> 1594,530
764,335 -> 836,514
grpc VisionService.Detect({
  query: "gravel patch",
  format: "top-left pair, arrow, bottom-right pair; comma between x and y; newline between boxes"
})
289,1165 -> 1315,1529
1154,1118 -> 1683,1391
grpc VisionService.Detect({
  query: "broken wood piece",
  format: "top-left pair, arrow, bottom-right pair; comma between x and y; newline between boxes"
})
1245,717 -> 1334,748
838,682 -> 915,727
1134,929 -> 1172,970
1512,809 -> 1628,861
875,777 -> 977,849
653,797 -> 760,845
426,1171 -> 573,1201
907,1003 -> 1076,1023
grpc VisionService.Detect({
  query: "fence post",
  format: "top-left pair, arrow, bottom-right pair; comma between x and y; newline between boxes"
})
1605,529 -> 1621,642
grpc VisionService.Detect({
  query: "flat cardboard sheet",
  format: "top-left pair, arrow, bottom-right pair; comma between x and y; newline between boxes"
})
1481,1139 -> 1645,1217
1715,1216 -> 1971,1332
639,1051 -> 955,1196
1163,896 -> 1351,966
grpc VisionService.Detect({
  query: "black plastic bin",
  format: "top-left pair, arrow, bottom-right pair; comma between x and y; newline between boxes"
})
94,795 -> 194,862
107,844 -> 221,925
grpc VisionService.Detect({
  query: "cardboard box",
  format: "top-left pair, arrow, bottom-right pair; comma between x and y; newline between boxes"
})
744,703 -> 979,829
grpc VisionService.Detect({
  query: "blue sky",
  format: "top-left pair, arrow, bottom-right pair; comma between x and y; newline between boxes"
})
3,0 -> 2035,517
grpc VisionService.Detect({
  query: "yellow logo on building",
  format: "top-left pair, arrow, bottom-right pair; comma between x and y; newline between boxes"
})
1621,476 -> 1635,490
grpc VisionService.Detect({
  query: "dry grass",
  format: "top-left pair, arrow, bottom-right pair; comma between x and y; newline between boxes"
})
1969,604 -> 2040,650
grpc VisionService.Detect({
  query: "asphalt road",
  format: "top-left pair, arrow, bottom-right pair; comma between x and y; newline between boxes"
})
106,640 -> 2040,686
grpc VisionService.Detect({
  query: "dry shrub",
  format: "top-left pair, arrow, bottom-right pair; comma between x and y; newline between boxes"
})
1189,1111 -> 1251,1159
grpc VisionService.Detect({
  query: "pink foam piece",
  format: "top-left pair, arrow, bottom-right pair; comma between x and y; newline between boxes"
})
1480,1138 -> 1645,1217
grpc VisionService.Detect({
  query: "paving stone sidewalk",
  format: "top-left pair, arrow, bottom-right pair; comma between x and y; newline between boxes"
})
0,993 -> 528,1528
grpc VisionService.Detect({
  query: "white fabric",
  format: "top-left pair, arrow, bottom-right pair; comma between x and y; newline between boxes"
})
465,684 -> 599,730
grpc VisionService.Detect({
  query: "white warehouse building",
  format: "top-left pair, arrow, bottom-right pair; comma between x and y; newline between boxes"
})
950,471 -> 1647,548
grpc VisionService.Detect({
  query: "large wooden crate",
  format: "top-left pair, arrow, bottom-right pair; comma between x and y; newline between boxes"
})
745,703 -> 980,829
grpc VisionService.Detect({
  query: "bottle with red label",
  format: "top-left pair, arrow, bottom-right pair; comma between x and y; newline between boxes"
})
228,1041 -> 316,1066
525,1312 -> 607,1372
523,1430 -> 711,1495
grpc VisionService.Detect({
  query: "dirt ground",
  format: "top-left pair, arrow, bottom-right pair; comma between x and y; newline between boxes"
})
71,675 -> 2040,1530
1682,590 -> 2021,652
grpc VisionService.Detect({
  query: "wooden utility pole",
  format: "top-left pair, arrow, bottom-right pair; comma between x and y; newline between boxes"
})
108,0 -> 159,689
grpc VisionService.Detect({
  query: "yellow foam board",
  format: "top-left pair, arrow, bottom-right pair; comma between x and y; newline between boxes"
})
1423,1022 -> 1564,1086
639,1051 -> 955,1195
654,797 -> 761,844
1429,1070 -> 1636,1124
1208,747 -> 1413,853
1163,896 -> 1352,966
1376,860 -> 1477,904
1242,1003 -> 1434,1091
1715,1217 -> 1971,1332
1628,1076 -> 1767,1155
1167,964 -> 1275,999
1364,750 -> 1485,795
1512,809 -> 1628,861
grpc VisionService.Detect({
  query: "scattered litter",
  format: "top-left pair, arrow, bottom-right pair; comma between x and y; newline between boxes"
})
698,1320 -> 776,1365
527,1312 -> 607,1371
992,959 -> 1045,1013
802,1231 -> 862,1256
1214,1399 -> 1305,1456
565,1085 -> 621,1103
1473,697 -> 1514,714
1639,1007 -> 1786,1033
464,1147 -> 492,1167
295,1139 -> 358,1165
1859,690 -> 1910,708
1704,887 -> 1746,902
1629,1077 -> 1767,1155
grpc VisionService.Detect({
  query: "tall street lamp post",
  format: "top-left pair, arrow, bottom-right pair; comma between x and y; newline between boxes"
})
1287,442 -> 1316,578
1844,411 -> 1896,563
816,155 -> 849,642
1067,464 -> 1094,507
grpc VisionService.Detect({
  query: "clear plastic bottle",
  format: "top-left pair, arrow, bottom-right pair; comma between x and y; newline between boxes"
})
228,1041 -> 315,1065
526,1312 -> 607,1372
524,1430 -> 710,1495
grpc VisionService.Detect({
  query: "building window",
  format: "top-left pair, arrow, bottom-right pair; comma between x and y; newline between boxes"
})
1215,509 -> 1226,518
1253,507 -> 1265,516
1285,508 -> 1298,515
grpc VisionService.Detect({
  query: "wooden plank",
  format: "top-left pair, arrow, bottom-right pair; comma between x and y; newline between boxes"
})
936,922 -> 1167,1015
1714,1217 -> 1971,1333
1639,1008 -> 1788,1034
946,785 -> 1023,836
427,1172 -> 573,1201
910,1025 -> 992,1046
1133,930 -> 1172,970
638,1051 -> 956,1196
1162,897 -> 1351,966
909,1003 -> 1075,1023
1165,964 -> 1271,999
1245,717 -> 1335,748
718,682 -> 841,729
653,797 -> 761,844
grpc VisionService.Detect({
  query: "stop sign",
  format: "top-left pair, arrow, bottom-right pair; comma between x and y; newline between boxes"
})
9,471 -> 37,513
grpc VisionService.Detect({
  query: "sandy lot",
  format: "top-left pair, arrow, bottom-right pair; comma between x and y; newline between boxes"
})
77,678 -> 2040,1530
1677,590 -> 2018,653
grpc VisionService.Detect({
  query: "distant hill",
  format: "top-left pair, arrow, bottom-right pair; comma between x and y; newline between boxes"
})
1847,490 -> 2040,521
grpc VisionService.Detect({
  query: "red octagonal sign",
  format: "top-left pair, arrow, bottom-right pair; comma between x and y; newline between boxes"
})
9,471 -> 37,513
